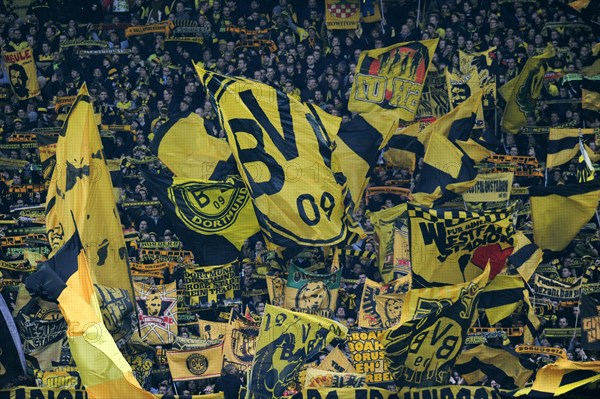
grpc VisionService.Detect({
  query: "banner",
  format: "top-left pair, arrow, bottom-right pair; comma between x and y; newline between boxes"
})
459,48 -> 497,108
583,76 -> 600,112
346,330 -> 393,386
198,66 -> 353,247
247,305 -> 347,398
397,386 -> 502,399
198,320 -> 228,342
284,263 -> 342,318
515,345 -> 567,359
305,369 -> 366,388
222,319 -> 259,371
0,387 -> 88,399
183,263 -> 240,307
580,292 -> 600,351
380,270 -> 488,388
445,70 -> 484,127
317,347 -> 357,374
33,369 -> 81,389
135,282 -> 178,345
463,173 -> 514,202
166,344 -> 224,381
325,0 -> 361,30
2,47 -> 41,100
292,388 -> 399,399
533,274 -> 581,301
546,128 -> 599,168
408,203 -> 514,287
266,275 -> 286,307
125,21 -> 173,37
95,284 -> 134,343
349,39 -> 438,121
358,276 -> 411,329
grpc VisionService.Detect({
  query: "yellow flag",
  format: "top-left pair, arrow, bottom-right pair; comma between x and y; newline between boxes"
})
546,128 -> 599,168
316,347 -> 357,373
2,47 -> 40,100
325,0 -> 361,30
166,344 -> 224,381
45,84 -> 135,303
349,39 -> 439,121
248,305 -> 347,398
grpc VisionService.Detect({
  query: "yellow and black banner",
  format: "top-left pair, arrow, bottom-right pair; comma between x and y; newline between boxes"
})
198,320 -> 228,342
33,369 -> 81,389
325,0 -> 361,30
397,385 -> 502,399
349,39 -> 438,121
198,66 -> 353,247
445,70 -> 484,127
530,183 -> 600,251
292,387 -> 400,399
183,263 -> 240,307
380,270 -> 488,388
304,368 -> 366,388
515,345 -> 567,358
166,344 -> 224,381
459,47 -> 497,108
581,291 -> 600,351
534,274 -> 581,301
583,76 -> 600,112
248,305 -> 347,398
408,203 -> 514,287
463,172 -> 514,202
134,282 -> 178,345
358,276 -> 410,329
222,319 -> 259,372
284,263 -> 341,318
346,330 -> 393,386
2,47 -> 41,100
317,347 -> 357,374
0,387 -> 88,398
95,284 -> 134,343
546,128 -> 599,168
125,21 -> 174,37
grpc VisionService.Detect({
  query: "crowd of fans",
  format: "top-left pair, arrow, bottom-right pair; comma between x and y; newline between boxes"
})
1,0 -> 600,396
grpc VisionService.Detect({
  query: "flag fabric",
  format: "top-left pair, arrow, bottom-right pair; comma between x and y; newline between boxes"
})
459,47 -> 498,108
361,0 -> 382,23
582,77 -> 600,112
513,358 -> 600,397
500,46 -> 555,134
316,347 -> 357,373
380,269 -> 489,388
333,112 -> 398,204
454,344 -> 535,389
248,305 -> 347,399
166,344 -> 224,381
95,284 -> 134,343
142,172 -> 259,265
349,39 -> 439,121
581,291 -> 600,351
0,294 -> 26,387
346,330 -> 393,386
367,204 -> 411,282
284,262 -> 342,318
149,111 -> 234,181
578,135 -> 596,183
384,123 -> 424,172
266,275 -> 286,307
24,233 -> 154,399
463,172 -> 514,203
183,264 -> 240,307
478,275 -> 529,325
292,387 -> 399,399
325,0 -> 361,30
197,66 -> 354,247
198,320 -> 228,341
445,69 -> 484,127
507,231 -> 542,282
408,203 -> 515,288
2,47 -> 41,100
45,84 -> 135,304
304,368 -> 366,388
222,319 -> 259,372
358,276 -> 411,329
134,282 -> 178,345
546,128 -> 599,168
529,183 -> 600,251
36,133 -> 58,183
411,131 -> 478,207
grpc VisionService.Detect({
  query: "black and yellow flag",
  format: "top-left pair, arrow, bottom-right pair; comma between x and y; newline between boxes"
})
184,263 -> 240,307
408,203 -> 514,288
581,291 -> 600,352
150,111 -> 234,181
367,204 -> 411,282
349,39 -> 439,121
578,135 -> 596,183
333,112 -> 398,204
530,183 -> 600,251
284,262 -> 342,318
166,344 -> 224,381
507,231 -> 542,282
459,47 -> 497,108
223,318 -> 259,372
24,233 -> 154,399
325,0 -> 361,30
248,305 -> 347,399
316,347 -> 357,373
445,69 -> 484,127
45,84 -> 135,303
384,123 -> 424,172
292,387 -> 399,399
582,77 -> 600,112
546,128 -> 599,168
454,344 -> 535,389
500,45 -> 555,134
358,275 -> 411,329
142,171 -> 259,265
197,66 -> 353,247
380,269 -> 488,388
2,47 -> 41,100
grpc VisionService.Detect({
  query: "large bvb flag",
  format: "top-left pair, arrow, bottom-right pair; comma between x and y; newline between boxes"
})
45,84 -> 135,303
349,39 -> 438,121
529,183 -> 600,251
24,233 -> 154,399
143,172 -> 259,265
197,66 -> 353,247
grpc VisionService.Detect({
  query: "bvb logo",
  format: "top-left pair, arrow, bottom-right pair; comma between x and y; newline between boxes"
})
168,180 -> 249,234
186,353 -> 208,376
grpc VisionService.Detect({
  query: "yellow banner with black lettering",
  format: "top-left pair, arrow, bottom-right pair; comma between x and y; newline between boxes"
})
325,0 -> 361,30
2,47 -> 40,100
0,387 -> 88,399
346,330 -> 393,386
349,39 -> 438,121
317,347 -> 357,373
248,305 -> 347,399
397,385 -> 502,399
581,292 -> 600,351
183,263 -> 240,307
197,66 -> 354,247
408,203 -> 514,288
292,387 -> 400,399
305,368 -> 366,388
463,172 -> 514,202
166,344 -> 224,381
380,269 -> 489,388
